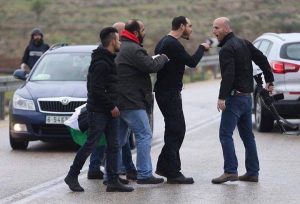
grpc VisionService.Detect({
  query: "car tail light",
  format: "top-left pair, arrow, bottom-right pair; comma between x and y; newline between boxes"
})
271,61 -> 300,74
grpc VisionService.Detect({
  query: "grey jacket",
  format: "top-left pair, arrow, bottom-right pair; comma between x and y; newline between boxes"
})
115,38 -> 168,111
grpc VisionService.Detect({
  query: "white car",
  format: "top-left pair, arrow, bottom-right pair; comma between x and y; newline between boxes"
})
252,33 -> 300,132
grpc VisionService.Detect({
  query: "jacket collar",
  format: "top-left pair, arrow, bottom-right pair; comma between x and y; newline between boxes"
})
121,30 -> 140,44
218,32 -> 234,47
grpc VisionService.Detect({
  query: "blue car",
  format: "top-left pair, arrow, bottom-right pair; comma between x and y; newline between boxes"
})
9,45 -> 97,149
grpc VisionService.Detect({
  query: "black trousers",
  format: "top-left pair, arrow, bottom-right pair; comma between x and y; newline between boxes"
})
68,111 -> 119,181
155,90 -> 186,178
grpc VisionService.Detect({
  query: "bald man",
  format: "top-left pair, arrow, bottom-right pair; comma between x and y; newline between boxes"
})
211,17 -> 274,184
113,22 -> 125,33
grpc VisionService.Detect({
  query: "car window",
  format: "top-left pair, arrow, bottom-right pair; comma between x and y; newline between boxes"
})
280,43 -> 300,61
253,40 -> 261,48
258,40 -> 272,56
30,53 -> 91,81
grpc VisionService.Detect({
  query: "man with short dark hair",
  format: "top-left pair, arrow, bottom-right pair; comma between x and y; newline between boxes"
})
64,27 -> 133,192
154,16 -> 210,184
211,17 -> 274,184
21,28 -> 49,72
88,22 -> 137,183
115,19 -> 169,184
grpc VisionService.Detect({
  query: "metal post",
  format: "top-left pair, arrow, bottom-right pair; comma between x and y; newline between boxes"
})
0,92 -> 5,120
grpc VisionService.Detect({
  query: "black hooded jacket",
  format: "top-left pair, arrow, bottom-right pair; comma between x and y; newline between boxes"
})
86,46 -> 118,113
22,40 -> 49,69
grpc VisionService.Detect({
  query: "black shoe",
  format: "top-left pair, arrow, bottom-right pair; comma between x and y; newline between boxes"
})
167,175 -> 194,184
238,173 -> 259,182
137,176 -> 164,184
211,173 -> 238,184
106,179 -> 134,192
126,170 -> 137,180
87,170 -> 104,180
103,176 -> 129,185
155,169 -> 168,178
64,175 -> 84,192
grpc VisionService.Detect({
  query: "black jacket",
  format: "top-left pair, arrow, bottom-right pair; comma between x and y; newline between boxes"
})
86,46 -> 118,113
115,38 -> 168,111
218,32 -> 274,99
22,42 -> 49,69
154,35 -> 205,91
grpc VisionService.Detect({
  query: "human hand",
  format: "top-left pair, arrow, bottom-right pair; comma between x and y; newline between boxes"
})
111,106 -> 120,118
265,82 -> 274,93
161,54 -> 169,61
217,99 -> 226,112
201,42 -> 210,51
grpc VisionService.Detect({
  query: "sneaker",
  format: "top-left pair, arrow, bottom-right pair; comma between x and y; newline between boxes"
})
103,176 -> 129,185
87,170 -> 104,180
167,175 -> 194,184
211,173 -> 238,184
238,173 -> 259,182
137,176 -> 164,184
126,170 -> 137,180
64,175 -> 84,192
106,179 -> 134,192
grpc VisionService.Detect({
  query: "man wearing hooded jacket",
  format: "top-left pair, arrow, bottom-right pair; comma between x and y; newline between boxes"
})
64,27 -> 133,193
21,28 -> 49,72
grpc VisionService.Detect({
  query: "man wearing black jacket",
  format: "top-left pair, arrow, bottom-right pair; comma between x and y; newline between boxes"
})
154,16 -> 210,184
211,17 -> 274,184
64,27 -> 133,192
21,28 -> 49,72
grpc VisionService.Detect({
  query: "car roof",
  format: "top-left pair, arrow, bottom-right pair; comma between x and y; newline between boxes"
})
47,45 -> 98,53
257,33 -> 300,43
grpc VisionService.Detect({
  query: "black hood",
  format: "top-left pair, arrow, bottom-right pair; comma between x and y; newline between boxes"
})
91,46 -> 116,66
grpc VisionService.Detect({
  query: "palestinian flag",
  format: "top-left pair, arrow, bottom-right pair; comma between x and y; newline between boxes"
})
64,103 -> 106,146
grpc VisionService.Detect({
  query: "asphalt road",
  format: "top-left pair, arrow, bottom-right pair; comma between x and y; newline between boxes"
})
1,79 -> 300,204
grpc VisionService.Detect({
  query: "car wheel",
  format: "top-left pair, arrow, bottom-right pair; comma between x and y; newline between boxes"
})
255,94 -> 274,132
9,133 -> 29,150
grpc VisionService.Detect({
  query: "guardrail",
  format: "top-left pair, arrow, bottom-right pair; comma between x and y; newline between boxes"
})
199,55 -> 219,67
0,55 -> 219,120
0,76 -> 24,120
0,67 -> 15,74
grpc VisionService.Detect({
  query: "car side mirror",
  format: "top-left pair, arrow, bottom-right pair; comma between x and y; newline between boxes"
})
13,69 -> 27,81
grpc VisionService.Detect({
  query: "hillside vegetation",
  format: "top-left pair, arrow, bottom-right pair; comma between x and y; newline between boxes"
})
1,0 -> 299,68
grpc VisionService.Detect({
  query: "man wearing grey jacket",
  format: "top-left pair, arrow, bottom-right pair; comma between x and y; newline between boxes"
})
115,19 -> 168,184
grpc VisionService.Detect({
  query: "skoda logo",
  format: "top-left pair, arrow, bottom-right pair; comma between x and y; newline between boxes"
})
61,98 -> 70,105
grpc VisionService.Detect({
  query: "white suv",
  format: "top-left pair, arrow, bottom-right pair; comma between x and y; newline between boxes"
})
252,33 -> 300,132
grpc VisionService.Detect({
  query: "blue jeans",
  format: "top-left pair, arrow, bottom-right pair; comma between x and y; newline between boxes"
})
119,132 -> 136,173
68,111 -> 119,181
91,136 -> 135,175
118,109 -> 153,179
89,146 -> 106,172
219,95 -> 259,176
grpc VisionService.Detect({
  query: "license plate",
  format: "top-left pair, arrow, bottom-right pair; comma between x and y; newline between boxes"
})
46,115 -> 70,124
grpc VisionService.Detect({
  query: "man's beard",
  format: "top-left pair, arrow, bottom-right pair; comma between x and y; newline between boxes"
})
114,45 -> 120,52
33,38 -> 42,46
182,30 -> 190,40
138,32 -> 144,44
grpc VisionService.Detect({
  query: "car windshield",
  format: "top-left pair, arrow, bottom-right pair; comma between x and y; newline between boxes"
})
280,42 -> 300,61
30,52 -> 91,81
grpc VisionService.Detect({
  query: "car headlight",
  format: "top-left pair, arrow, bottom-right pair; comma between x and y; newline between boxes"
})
13,94 -> 35,111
